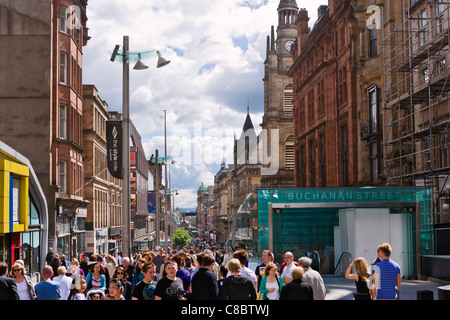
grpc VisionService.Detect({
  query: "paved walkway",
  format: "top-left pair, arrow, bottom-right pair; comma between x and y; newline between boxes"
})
323,275 -> 448,300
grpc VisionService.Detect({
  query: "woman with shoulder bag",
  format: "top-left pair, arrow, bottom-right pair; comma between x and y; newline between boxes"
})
258,262 -> 283,300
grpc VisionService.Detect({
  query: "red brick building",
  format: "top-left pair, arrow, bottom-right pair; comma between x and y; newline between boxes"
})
0,0 -> 90,257
289,1 -> 358,187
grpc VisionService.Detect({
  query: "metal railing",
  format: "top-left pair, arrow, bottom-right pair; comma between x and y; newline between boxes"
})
334,251 -> 353,275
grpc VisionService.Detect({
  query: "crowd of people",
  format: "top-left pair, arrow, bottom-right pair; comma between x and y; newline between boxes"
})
0,240 -> 401,301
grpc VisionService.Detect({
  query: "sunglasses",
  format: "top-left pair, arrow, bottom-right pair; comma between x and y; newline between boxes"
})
116,272 -> 124,275
13,269 -> 21,272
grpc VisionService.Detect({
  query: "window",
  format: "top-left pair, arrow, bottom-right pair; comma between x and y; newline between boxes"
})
310,140 -> 316,187
418,9 -> 428,48
60,6 -> 67,33
60,53 -> 67,84
299,96 -> 306,129
60,105 -> 66,139
367,85 -> 379,135
369,28 -> 378,57
245,136 -> 250,164
12,177 -> 20,224
320,134 -> 326,187
283,85 -> 294,117
440,133 -> 449,168
423,139 -> 432,171
299,145 -> 306,187
59,162 -> 67,193
308,89 -> 315,123
436,58 -> 446,76
285,136 -> 294,170
422,68 -> 430,84
341,125 -> 348,185
318,80 -> 325,115
434,3 -> 445,35
339,67 -> 348,105
369,141 -> 379,183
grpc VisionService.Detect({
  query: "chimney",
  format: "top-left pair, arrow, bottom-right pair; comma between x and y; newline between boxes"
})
296,8 -> 309,55
318,5 -> 328,18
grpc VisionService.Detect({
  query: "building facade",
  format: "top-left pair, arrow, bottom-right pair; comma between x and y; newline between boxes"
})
213,162 -> 234,243
196,183 -> 210,237
382,0 -> 449,226
289,1 -> 359,188
261,0 -> 297,188
82,85 -> 123,255
0,0 -> 90,258
0,141 -> 48,274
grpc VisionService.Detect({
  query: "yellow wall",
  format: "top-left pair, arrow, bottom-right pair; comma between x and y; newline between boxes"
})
0,159 -> 29,234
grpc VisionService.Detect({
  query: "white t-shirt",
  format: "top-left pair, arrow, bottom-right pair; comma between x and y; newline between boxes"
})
53,275 -> 73,300
16,280 -> 30,300
281,262 -> 296,281
265,280 -> 280,300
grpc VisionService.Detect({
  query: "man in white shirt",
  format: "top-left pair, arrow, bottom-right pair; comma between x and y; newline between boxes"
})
115,252 -> 123,266
52,266 -> 73,300
281,252 -> 296,284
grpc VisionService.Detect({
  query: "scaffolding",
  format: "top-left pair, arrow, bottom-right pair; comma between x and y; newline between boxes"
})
382,0 -> 450,222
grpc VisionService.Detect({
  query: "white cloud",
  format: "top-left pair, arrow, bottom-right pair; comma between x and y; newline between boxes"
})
83,0 -> 327,208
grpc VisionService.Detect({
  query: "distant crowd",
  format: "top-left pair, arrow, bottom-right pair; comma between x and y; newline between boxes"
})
0,239 -> 401,301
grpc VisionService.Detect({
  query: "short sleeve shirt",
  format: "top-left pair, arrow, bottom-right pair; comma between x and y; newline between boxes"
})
35,280 -> 61,300
374,259 -> 401,299
132,280 -> 157,300
281,262 -> 296,281
154,277 -> 185,300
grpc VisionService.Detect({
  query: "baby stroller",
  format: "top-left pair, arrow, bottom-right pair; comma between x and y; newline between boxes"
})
86,288 -> 106,300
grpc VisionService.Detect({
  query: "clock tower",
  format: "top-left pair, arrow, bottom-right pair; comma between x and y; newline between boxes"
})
276,0 -> 299,73
260,0 -> 298,188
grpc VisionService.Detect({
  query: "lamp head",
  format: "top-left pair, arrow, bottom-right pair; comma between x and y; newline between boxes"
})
134,54 -> 149,70
110,45 -> 120,62
157,51 -> 171,68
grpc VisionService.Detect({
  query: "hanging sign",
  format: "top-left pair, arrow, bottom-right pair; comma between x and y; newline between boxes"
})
106,120 -> 123,179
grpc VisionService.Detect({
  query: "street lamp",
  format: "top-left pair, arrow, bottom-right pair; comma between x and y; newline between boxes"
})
164,110 -> 169,253
111,36 -> 170,258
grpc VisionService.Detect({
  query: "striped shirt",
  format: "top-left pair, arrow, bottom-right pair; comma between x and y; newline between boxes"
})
374,259 -> 401,299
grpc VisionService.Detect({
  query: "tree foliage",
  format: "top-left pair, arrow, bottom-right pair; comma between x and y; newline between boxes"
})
172,228 -> 191,249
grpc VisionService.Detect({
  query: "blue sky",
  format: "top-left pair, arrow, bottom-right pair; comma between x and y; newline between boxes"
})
82,0 -> 328,209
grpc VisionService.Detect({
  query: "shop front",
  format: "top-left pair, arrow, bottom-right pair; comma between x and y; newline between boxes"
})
227,187 -> 433,279
0,141 -> 48,274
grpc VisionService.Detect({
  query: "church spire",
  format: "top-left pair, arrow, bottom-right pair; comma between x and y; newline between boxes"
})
242,101 -> 254,133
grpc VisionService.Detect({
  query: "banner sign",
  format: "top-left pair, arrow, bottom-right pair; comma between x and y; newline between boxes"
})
106,120 -> 123,179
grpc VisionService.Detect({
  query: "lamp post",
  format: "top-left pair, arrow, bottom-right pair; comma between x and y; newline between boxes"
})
164,110 -> 169,253
111,36 -> 170,258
